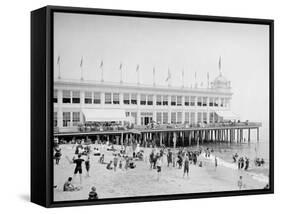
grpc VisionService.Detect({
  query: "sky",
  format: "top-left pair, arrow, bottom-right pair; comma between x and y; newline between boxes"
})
54,12 -> 270,140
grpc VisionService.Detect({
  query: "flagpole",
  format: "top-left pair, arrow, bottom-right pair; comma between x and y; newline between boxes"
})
153,67 -> 156,86
80,57 -> 84,81
168,68 -> 171,87
57,56 -> 61,79
120,63 -> 123,84
207,72 -> 210,88
100,60 -> 104,82
219,56 -> 222,76
136,64 -> 140,85
101,66 -> 104,82
182,69 -> 184,88
58,61 -> 61,79
194,71 -> 197,88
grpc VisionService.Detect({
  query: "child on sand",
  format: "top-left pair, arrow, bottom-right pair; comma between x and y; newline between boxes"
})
106,161 -> 113,170
237,176 -> 243,190
119,159 -> 123,169
99,154 -> 105,164
63,177 -> 77,192
88,186 -> 99,200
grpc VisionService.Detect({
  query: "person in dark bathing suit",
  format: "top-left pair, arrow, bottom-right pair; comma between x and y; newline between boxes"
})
54,147 -> 62,165
183,155 -> 189,178
73,154 -> 84,185
106,161 -> 113,170
167,149 -> 173,167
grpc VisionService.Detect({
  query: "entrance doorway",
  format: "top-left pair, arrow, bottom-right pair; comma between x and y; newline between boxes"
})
141,116 -> 152,125
140,112 -> 153,125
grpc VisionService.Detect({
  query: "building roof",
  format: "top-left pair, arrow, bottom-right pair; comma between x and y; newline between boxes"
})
54,78 -> 233,96
213,73 -> 228,84
83,109 -> 129,122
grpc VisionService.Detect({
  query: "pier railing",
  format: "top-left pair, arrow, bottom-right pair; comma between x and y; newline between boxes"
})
54,121 -> 262,135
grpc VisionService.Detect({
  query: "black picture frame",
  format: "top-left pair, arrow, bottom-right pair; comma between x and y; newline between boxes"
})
31,5 -> 274,208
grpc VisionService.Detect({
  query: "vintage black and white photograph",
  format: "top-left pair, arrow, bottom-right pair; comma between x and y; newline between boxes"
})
52,11 -> 270,202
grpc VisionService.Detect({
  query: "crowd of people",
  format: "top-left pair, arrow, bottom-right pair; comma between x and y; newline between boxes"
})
78,122 -> 134,132
53,136 -> 267,200
232,152 -> 265,171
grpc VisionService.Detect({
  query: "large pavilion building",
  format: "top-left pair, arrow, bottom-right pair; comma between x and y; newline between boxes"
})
53,72 -> 238,133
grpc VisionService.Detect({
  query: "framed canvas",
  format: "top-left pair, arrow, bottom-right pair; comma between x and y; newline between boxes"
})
31,5 -> 274,208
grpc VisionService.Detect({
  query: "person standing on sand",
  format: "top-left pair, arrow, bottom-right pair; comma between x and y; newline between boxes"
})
149,151 -> 154,169
215,156 -> 218,169
241,157 -> 245,169
66,154 -> 84,185
167,149 -> 172,167
244,157 -> 249,170
156,155 -> 163,181
172,150 -> 176,167
85,155 -> 90,177
113,154 -> 118,172
237,176 -> 243,190
183,155 -> 189,178
54,146 -> 62,165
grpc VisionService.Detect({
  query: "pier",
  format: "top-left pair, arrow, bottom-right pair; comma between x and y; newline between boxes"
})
54,122 -> 262,147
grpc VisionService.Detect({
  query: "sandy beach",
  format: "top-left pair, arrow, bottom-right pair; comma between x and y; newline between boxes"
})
54,144 -> 268,201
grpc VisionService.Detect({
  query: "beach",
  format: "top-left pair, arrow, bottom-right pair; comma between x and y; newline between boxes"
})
53,143 -> 268,201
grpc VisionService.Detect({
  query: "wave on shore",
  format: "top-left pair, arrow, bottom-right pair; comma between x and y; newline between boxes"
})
201,153 -> 269,184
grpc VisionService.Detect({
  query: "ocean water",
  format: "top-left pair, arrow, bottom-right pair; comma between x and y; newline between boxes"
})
188,139 -> 270,183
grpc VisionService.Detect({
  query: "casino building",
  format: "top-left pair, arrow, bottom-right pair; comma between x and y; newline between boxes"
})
53,71 -> 238,133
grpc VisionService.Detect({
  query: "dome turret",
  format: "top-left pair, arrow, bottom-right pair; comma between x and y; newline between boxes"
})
211,56 -> 231,89
211,73 -> 231,89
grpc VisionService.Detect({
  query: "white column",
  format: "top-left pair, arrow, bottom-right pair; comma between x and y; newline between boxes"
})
101,92 -> 105,107
168,95 -> 171,123
57,89 -> 63,128
120,93 -> 123,105
153,95 -> 156,122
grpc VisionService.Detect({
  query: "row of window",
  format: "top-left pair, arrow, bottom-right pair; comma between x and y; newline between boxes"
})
54,111 -> 219,127
54,90 -> 229,107
54,111 -> 80,127
155,111 -> 217,124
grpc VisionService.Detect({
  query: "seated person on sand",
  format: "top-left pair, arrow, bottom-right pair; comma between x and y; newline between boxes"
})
135,151 -> 144,161
99,154 -> 105,164
63,177 -> 77,192
88,186 -> 99,200
129,159 -> 136,169
106,161 -> 113,170
107,144 -> 116,151
93,147 -> 101,156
